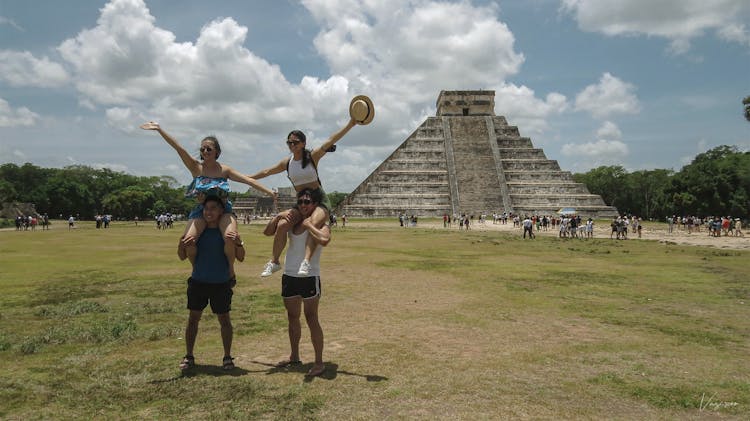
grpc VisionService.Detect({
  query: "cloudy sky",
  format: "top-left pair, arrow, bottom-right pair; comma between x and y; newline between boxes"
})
1,0 -> 749,193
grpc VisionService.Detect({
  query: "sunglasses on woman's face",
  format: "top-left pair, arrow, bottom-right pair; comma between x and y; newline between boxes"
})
200,147 -> 213,152
286,139 -> 302,146
297,199 -> 313,205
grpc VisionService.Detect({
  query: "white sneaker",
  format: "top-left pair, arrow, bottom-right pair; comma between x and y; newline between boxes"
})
297,259 -> 311,276
261,261 -> 281,277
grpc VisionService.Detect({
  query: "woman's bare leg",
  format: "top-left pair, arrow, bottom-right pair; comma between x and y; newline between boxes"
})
270,209 -> 302,264
220,213 -> 238,278
183,218 -> 206,265
303,296 -> 324,376
302,207 -> 328,261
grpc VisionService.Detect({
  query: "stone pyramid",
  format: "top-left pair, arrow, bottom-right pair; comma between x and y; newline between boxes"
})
336,90 -> 618,218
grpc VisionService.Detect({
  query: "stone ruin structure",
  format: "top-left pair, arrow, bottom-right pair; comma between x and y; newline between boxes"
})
335,90 -> 618,218
232,187 -> 294,218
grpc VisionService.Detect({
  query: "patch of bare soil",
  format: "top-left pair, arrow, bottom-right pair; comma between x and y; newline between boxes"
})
354,220 -> 750,251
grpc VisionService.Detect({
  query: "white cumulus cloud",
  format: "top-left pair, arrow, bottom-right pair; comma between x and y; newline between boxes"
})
0,16 -> 24,32
717,23 -> 750,47
575,73 -> 640,119
0,50 -> 70,87
596,120 -> 622,140
494,83 -> 568,135
561,139 -> 629,165
0,97 -> 39,127
560,0 -> 750,53
561,120 -> 629,169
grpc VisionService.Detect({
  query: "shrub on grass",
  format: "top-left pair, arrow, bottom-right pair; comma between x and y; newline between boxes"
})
0,333 -> 11,351
35,300 -> 109,318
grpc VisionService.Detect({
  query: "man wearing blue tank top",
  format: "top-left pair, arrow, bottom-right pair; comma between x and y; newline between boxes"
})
177,195 -> 245,371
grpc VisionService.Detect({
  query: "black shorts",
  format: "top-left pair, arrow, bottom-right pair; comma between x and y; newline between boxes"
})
186,278 -> 233,314
282,274 -> 321,299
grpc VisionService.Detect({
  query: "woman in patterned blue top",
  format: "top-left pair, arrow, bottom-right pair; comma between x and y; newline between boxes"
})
141,121 -> 276,279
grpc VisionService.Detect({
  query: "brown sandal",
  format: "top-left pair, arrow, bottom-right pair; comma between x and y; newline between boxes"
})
275,359 -> 302,368
306,364 -> 325,377
222,356 -> 235,370
179,355 -> 195,371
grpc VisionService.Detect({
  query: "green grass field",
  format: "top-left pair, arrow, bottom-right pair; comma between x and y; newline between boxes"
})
1,220 -> 748,419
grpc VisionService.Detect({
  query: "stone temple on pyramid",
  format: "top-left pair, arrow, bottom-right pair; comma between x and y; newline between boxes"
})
335,90 -> 618,218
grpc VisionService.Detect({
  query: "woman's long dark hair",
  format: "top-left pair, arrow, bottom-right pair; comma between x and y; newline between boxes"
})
288,130 -> 312,168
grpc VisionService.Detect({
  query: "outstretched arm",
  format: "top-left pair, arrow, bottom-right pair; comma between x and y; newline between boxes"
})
302,219 -> 331,246
140,122 -> 201,177
225,165 -> 276,198
311,118 -> 357,163
247,158 -> 287,180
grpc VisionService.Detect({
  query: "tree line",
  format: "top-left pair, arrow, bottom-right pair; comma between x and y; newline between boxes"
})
0,163 -> 193,220
1,144 -> 748,221
572,145 -> 750,220
0,163 -> 350,221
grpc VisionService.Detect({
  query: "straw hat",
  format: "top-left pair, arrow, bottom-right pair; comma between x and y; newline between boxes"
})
349,95 -> 374,125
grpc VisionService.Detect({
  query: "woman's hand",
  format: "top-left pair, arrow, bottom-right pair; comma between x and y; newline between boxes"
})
140,121 -> 160,131
225,230 -> 241,244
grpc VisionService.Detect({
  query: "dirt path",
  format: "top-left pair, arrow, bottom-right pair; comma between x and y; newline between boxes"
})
351,219 -> 750,251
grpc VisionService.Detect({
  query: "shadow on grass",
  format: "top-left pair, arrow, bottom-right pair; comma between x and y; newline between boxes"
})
149,364 -> 251,383
250,360 -> 388,383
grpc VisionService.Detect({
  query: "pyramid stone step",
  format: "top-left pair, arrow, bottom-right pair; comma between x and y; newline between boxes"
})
340,204 -> 451,217
507,184 -> 591,195
382,160 -> 446,171
393,150 -> 445,160
343,194 -> 451,208
496,137 -> 533,148
407,138 -> 447,147
496,148 -> 548,159
502,160 -> 562,171
510,194 -> 608,207
363,183 -> 449,194
504,171 -> 574,182
494,126 -> 520,137
376,171 -> 449,184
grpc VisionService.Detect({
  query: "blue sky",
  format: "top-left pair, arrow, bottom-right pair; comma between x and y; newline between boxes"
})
1,0 -> 749,194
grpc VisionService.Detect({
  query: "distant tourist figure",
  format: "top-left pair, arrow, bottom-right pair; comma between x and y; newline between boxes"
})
523,216 -> 534,239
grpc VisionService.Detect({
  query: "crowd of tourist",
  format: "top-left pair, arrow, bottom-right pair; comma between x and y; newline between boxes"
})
429,211 -> 745,241
14,214 -> 49,231
155,213 -> 176,229
666,215 -> 743,237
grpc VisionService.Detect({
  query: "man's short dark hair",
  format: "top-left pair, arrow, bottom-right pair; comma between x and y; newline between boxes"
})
203,195 -> 224,208
297,188 -> 322,204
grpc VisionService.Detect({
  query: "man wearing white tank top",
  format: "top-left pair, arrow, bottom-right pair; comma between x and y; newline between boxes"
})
265,188 -> 331,377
